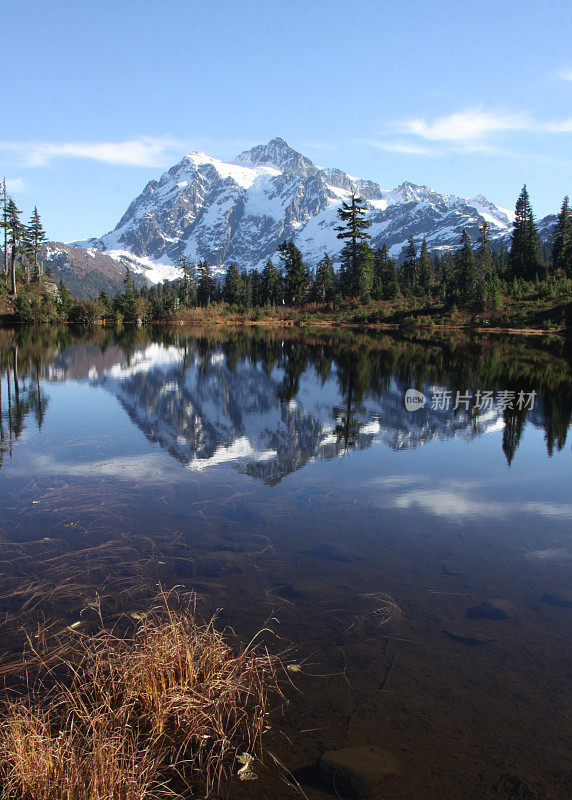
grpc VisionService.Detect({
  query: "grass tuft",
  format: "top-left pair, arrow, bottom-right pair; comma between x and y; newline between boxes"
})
0,590 -> 281,799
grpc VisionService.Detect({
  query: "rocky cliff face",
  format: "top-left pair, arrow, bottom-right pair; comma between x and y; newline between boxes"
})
70,137 -> 556,285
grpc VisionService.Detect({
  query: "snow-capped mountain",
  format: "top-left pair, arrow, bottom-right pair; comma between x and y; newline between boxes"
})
67,137 -> 556,286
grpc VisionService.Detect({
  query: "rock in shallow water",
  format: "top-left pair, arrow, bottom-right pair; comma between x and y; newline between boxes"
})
466,598 -> 517,620
318,746 -> 400,797
541,591 -> 572,608
443,630 -> 499,646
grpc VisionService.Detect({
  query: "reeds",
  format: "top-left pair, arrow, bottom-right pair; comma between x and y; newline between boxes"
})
0,591 -> 281,799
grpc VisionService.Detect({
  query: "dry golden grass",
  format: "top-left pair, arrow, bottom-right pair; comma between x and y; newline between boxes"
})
0,705 -> 163,800
0,591 -> 281,799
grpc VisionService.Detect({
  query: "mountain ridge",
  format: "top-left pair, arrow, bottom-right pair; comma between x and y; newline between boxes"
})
45,137 -> 556,292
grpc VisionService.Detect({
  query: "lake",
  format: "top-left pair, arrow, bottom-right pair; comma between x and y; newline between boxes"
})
1,324 -> 571,800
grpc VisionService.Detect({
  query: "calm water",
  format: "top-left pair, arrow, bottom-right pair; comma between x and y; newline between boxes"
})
1,325 -> 571,800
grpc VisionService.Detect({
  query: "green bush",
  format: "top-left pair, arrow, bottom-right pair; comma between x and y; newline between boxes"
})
14,295 -> 60,323
69,299 -> 105,325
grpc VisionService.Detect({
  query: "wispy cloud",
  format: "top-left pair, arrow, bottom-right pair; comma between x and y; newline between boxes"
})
398,108 -> 530,142
0,135 -> 260,169
363,139 -> 441,157
394,107 -> 572,143
542,118 -> 572,133
4,177 -> 28,192
369,107 -> 572,160
0,136 -> 184,167
556,67 -> 572,81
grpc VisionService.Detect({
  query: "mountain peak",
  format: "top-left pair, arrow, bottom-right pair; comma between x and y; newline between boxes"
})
71,137 -> 540,284
235,137 -> 319,177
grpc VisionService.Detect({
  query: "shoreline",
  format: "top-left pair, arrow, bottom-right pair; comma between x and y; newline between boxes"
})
1,314 -> 569,338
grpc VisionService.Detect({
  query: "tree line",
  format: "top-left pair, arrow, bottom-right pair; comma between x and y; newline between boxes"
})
3,179 -> 571,325
118,184 -> 572,321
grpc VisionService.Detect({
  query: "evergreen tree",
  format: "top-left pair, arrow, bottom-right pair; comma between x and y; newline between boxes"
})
454,229 -> 478,306
476,220 -> 493,284
6,199 -> 23,296
418,238 -> 432,295
260,258 -> 282,305
401,236 -> 417,292
223,262 -> 243,305
118,268 -> 137,321
552,196 -> 572,277
98,290 -> 113,317
313,254 -> 335,302
175,255 -> 194,305
278,240 -> 308,305
196,261 -> 215,306
2,179 -> 8,276
24,207 -> 47,280
374,245 -> 399,299
58,279 -> 73,316
509,185 -> 542,280
335,194 -> 372,297
437,251 -> 455,302
476,221 -> 493,306
249,268 -> 262,306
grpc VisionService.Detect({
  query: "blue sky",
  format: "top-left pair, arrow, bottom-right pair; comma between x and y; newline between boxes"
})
2,0 -> 571,242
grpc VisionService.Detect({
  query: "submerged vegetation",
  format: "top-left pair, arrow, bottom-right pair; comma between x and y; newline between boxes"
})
0,591 -> 281,799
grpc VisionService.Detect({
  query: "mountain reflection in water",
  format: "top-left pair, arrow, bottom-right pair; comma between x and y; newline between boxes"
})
1,326 -> 570,482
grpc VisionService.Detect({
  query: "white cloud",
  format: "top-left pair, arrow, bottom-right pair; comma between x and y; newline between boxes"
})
384,107 -> 572,151
4,177 -> 28,192
0,136 -> 185,168
542,119 -> 572,133
0,135 -> 259,169
556,68 -> 572,81
364,139 -> 441,156
398,108 -> 529,142
0,137 -> 180,167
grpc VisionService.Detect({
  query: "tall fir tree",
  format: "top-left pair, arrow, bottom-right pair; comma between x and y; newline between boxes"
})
2,179 -> 8,276
335,194 -> 372,297
249,268 -> 262,306
373,245 -> 398,299
417,238 -> 432,295
6,199 -> 23,297
454,229 -> 478,306
509,185 -> 542,280
260,258 -> 282,305
552,196 -> 572,277
476,220 -> 493,307
476,220 -> 493,284
222,262 -> 243,305
278,240 -> 308,305
24,207 -> 47,280
196,260 -> 216,306
58,279 -> 73,315
175,255 -> 194,305
401,236 -> 417,292
313,253 -> 335,302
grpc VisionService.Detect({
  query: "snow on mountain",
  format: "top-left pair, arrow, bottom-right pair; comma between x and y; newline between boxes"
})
72,137 -> 550,285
